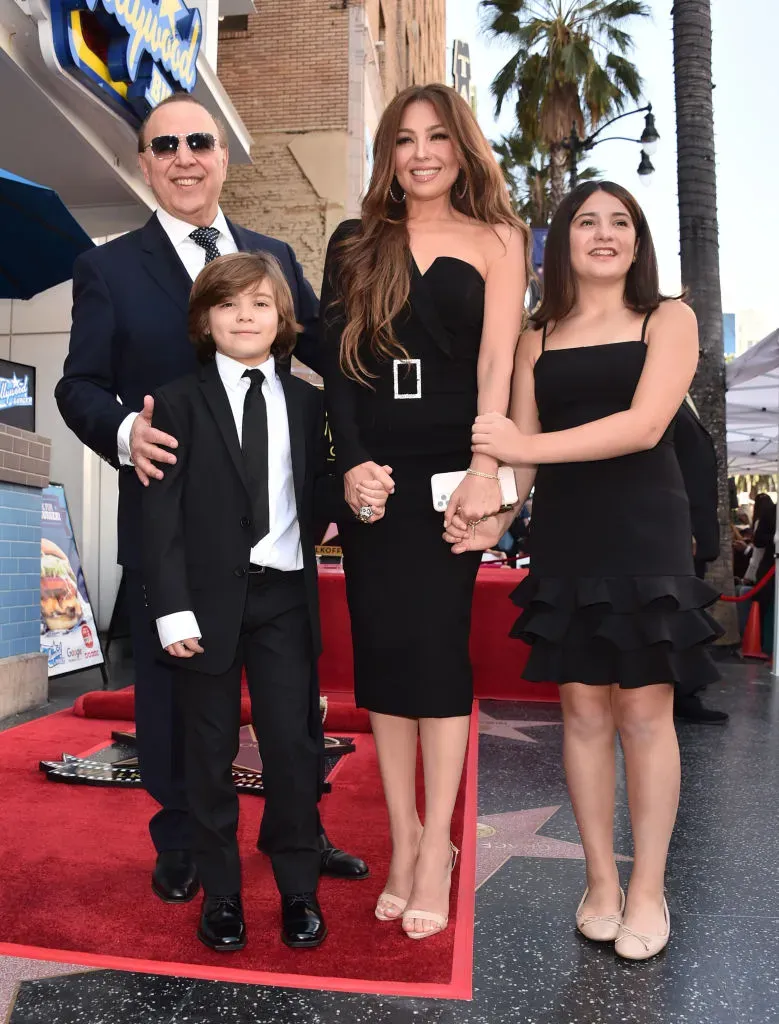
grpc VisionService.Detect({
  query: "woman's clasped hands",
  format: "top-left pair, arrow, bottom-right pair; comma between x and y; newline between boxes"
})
344,461 -> 395,523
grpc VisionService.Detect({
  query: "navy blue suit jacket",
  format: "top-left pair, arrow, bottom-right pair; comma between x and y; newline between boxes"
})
55,213 -> 321,568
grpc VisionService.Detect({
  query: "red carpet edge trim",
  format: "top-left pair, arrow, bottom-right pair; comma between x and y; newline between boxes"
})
0,704 -> 479,1000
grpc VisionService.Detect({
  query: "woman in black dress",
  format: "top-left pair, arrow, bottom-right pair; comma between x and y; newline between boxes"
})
322,84 -> 529,938
449,182 -> 722,960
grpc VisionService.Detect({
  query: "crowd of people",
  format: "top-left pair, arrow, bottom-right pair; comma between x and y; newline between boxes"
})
55,83 -> 728,964
732,493 -> 776,652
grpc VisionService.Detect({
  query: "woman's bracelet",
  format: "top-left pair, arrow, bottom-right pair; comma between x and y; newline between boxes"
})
466,468 -> 499,480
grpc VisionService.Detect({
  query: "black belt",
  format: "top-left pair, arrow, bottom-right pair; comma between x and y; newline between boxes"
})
248,564 -> 303,577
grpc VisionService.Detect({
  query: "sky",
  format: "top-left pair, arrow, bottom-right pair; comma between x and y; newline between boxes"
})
445,0 -> 779,337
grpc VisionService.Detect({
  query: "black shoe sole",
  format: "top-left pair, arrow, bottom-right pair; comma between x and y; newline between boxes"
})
281,925 -> 328,949
320,868 -> 371,881
197,929 -> 247,952
151,879 -> 200,904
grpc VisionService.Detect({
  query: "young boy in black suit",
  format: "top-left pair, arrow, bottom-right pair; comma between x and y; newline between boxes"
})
142,252 -> 379,951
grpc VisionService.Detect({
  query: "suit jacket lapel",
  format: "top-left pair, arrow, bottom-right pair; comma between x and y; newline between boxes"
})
227,218 -> 249,253
140,213 -> 192,313
409,259 -> 454,358
198,361 -> 250,495
278,373 -> 306,510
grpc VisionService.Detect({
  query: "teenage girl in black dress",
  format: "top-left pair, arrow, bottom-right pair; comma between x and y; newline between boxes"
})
447,182 -> 721,960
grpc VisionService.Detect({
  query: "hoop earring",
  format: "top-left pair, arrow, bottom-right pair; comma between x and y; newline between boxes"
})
454,171 -> 468,200
389,179 -> 406,203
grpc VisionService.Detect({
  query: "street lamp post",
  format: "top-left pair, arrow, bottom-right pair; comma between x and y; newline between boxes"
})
565,104 -> 660,190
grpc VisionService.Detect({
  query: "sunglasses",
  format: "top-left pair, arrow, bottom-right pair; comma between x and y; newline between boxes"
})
142,132 -> 218,160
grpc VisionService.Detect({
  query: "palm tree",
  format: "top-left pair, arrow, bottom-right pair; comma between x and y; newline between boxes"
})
673,0 -> 738,638
494,133 -> 600,225
493,134 -> 551,226
481,0 -> 648,212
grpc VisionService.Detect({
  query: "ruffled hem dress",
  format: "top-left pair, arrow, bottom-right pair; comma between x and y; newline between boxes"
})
514,317 -> 723,693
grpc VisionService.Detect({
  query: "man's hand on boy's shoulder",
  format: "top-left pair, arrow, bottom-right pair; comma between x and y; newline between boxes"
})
165,637 -> 204,659
131,395 -> 179,487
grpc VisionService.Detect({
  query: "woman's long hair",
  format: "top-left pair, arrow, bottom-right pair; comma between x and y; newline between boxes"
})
753,492 -> 775,531
336,83 -> 530,384
532,180 -> 670,330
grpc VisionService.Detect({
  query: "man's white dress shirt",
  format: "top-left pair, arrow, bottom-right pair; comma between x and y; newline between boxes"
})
156,352 -> 303,649
116,206 -> 238,465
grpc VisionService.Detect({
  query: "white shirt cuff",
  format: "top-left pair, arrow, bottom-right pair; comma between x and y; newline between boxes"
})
157,611 -> 201,649
117,411 -> 139,467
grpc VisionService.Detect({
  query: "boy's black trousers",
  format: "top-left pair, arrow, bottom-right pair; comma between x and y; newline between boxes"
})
175,568 -> 321,896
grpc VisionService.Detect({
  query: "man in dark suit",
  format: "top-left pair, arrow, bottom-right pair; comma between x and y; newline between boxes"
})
673,396 -> 729,724
55,94 -> 367,903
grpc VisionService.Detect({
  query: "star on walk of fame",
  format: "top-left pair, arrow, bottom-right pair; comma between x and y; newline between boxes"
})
476,806 -> 632,890
478,709 -> 563,743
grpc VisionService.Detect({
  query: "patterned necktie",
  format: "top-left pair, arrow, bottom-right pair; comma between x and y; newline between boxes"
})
189,226 -> 221,264
241,368 -> 270,546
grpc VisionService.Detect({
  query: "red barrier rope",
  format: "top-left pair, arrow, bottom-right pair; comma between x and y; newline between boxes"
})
720,564 -> 775,602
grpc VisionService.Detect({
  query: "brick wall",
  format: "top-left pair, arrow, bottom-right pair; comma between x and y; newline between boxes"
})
218,0 -> 351,291
218,1 -> 350,134
217,0 -> 446,291
0,483 -> 43,660
366,0 -> 446,98
0,424 -> 51,489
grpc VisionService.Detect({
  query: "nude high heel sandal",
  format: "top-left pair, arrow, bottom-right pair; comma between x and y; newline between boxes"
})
374,892 -> 408,921
402,843 -> 458,940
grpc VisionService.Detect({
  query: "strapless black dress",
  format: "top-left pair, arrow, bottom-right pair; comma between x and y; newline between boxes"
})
322,221 -> 485,717
512,324 -> 723,692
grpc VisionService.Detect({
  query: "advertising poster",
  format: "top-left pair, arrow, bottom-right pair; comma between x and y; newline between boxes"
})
0,358 -> 35,432
40,484 -> 105,678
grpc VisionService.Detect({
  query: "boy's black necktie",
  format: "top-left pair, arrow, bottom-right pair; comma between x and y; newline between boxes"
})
241,368 -> 270,545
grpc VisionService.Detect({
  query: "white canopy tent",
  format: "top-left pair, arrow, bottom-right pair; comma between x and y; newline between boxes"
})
725,328 -> 778,674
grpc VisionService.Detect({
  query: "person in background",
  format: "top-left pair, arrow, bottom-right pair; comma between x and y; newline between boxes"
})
752,495 -> 776,655
671,396 -> 728,724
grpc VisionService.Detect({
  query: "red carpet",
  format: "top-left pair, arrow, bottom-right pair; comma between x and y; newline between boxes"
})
73,689 -> 372,733
0,709 -> 477,998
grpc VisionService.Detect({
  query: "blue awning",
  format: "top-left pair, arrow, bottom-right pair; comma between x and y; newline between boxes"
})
1,168 -> 95,300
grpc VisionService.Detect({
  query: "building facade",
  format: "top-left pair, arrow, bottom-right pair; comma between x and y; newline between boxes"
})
218,0 -> 446,297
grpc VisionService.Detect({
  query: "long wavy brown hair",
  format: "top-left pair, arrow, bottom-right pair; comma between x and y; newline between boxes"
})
335,83 -> 530,384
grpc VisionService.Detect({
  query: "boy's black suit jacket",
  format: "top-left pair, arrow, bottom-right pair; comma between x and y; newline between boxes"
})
141,359 -> 340,677
55,212 -> 321,570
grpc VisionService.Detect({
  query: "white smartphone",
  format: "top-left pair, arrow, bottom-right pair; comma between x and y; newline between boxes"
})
431,466 -> 519,512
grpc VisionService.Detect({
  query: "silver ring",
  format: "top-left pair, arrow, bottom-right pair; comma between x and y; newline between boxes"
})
357,505 -> 374,523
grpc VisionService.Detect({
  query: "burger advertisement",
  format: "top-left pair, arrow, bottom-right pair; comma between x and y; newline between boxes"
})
40,484 -> 104,677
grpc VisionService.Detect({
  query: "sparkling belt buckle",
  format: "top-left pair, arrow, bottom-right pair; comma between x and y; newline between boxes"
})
393,358 -> 422,399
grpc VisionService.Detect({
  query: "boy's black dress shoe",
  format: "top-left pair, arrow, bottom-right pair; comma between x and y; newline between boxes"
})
281,893 -> 327,948
319,833 -> 369,880
198,895 -> 246,951
151,851 -> 200,903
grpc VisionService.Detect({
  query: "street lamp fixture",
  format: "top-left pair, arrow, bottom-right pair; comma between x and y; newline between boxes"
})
639,107 -> 660,155
564,103 -> 660,190
637,149 -> 656,185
